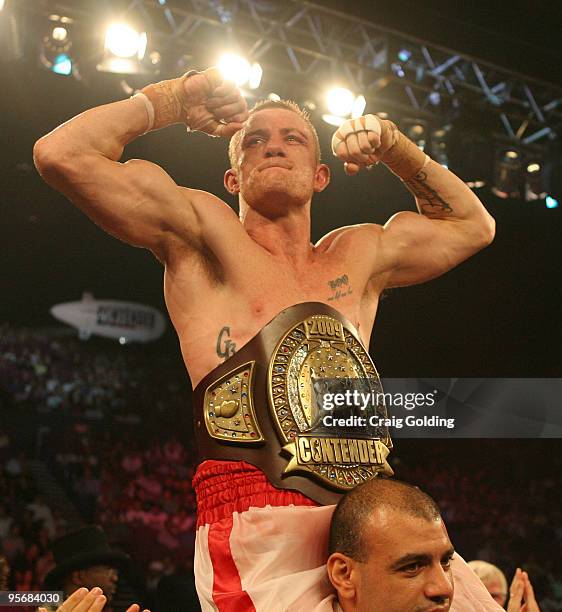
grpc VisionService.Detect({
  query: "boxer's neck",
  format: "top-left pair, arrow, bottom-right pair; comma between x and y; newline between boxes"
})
240,202 -> 315,265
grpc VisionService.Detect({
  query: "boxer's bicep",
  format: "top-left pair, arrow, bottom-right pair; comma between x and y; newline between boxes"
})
380,211 -> 486,287
37,151 -> 200,259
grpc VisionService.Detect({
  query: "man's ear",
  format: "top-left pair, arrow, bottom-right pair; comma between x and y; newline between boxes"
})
224,168 -> 240,194
327,552 -> 357,603
314,163 -> 331,192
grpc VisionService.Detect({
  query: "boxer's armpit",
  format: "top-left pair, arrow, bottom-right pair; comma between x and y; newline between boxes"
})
403,170 -> 453,217
216,325 -> 237,360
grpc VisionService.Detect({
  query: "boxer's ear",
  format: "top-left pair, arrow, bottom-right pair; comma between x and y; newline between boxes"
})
327,553 -> 357,601
313,163 -> 330,193
224,169 -> 240,194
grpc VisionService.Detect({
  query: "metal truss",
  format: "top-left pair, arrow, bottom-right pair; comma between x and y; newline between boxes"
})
24,0 -> 562,146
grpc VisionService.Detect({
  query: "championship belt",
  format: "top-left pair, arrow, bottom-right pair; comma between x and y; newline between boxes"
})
193,302 -> 393,505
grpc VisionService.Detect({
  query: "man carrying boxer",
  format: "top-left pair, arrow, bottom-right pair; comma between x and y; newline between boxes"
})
327,478 -> 502,611
34,68 -> 496,610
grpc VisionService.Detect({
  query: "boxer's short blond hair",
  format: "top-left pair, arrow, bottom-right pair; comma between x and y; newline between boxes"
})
228,99 -> 321,168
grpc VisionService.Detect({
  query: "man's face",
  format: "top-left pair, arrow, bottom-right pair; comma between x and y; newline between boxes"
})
334,509 -> 455,612
227,108 -> 328,212
78,565 -> 118,603
481,578 -> 507,607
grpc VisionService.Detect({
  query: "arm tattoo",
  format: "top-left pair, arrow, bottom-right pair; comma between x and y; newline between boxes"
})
216,325 -> 236,360
403,170 -> 453,216
327,274 -> 353,301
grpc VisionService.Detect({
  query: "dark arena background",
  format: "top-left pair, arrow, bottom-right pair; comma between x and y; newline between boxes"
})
1,0 -> 561,610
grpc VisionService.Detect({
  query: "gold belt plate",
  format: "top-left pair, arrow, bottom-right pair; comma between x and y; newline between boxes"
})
268,314 -> 392,491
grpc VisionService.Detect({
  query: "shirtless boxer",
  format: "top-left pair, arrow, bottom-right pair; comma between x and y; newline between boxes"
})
34,68 -> 496,611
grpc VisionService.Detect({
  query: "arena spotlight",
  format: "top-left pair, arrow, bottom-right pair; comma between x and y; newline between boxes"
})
105,23 -> 147,59
97,23 -> 147,74
51,53 -> 72,75
326,88 -> 354,116
525,161 -> 547,201
351,95 -> 367,118
148,50 -> 162,69
40,20 -> 74,76
491,149 -> 523,199
391,63 -> 406,78
248,63 -> 263,89
322,88 -> 366,126
397,48 -> 412,62
218,53 -> 262,89
543,148 -> 562,206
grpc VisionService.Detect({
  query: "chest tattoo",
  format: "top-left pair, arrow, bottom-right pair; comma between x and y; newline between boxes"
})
327,273 -> 353,301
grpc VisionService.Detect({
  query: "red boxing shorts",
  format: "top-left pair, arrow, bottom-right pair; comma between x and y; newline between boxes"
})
193,460 -> 502,611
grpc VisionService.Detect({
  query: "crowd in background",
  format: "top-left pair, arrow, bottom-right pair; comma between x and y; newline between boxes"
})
0,450 -> 60,592
1,325 -> 561,610
0,324 -> 187,430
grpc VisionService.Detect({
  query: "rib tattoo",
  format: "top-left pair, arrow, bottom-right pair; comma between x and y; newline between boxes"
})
216,326 -> 236,360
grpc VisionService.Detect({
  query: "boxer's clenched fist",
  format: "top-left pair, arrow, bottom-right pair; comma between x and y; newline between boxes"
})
331,114 -> 398,175
140,67 -> 248,138
181,67 -> 248,138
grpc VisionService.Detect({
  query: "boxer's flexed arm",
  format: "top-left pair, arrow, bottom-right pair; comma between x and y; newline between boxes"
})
33,68 -> 247,260
332,115 -> 496,287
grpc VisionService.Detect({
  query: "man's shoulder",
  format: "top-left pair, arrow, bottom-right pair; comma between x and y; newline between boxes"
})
315,223 -> 383,250
178,187 -> 238,217
175,187 -> 243,238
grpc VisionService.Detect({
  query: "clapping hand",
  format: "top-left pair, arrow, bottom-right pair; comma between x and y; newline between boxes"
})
38,587 -> 151,612
506,568 -> 541,612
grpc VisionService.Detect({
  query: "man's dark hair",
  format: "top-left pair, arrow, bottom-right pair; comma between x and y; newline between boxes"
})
328,478 -> 441,562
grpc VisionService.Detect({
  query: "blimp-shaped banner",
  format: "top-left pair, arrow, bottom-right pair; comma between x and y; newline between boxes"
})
50,293 -> 166,343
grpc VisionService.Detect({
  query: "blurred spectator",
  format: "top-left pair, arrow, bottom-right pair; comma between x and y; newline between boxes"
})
468,560 -> 508,607
43,526 -> 130,610
2,524 -> 25,564
0,504 -> 13,540
27,495 -> 56,539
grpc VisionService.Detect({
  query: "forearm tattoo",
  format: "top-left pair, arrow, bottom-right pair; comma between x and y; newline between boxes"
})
327,274 -> 353,301
403,170 -> 453,217
216,325 -> 236,360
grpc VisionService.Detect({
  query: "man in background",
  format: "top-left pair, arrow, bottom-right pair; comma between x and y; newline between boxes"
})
42,525 -> 132,611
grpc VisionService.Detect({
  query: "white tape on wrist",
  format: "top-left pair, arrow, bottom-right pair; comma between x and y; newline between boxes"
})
331,114 -> 382,156
132,92 -> 155,133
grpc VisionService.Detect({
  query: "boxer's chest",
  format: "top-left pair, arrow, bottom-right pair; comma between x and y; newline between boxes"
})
173,252 -> 379,387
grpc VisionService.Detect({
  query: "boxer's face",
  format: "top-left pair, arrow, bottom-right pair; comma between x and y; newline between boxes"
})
225,108 -> 329,212
330,510 -> 454,612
